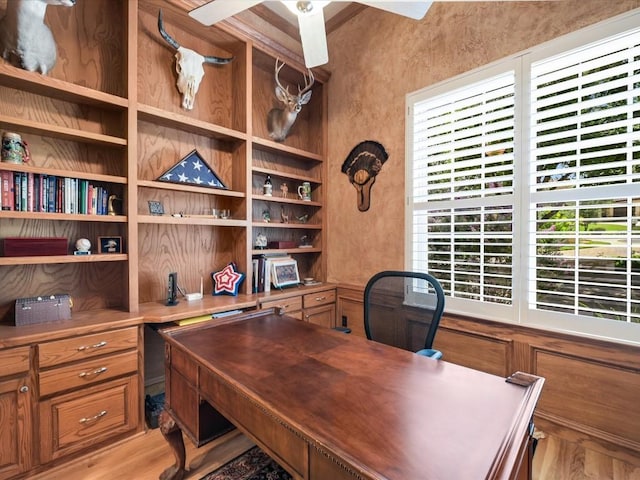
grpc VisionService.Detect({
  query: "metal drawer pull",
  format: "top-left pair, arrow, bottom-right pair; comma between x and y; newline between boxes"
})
315,296 -> 326,302
78,366 -> 108,378
19,385 -> 29,393
77,340 -> 107,351
79,410 -> 107,424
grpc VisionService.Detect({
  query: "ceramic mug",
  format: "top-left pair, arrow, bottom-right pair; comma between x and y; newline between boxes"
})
1,132 -> 30,164
298,182 -> 311,201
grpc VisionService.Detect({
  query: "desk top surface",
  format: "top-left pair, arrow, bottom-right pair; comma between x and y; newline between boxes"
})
162,311 -> 544,480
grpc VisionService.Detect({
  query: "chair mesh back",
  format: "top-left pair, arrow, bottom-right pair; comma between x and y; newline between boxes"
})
364,272 -> 444,352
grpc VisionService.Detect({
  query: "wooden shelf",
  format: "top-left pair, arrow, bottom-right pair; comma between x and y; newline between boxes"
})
0,163 -> 127,185
252,167 -> 321,185
138,215 -> 247,226
0,254 -> 127,266
252,137 -> 323,162
252,194 -> 321,207
252,247 -> 321,255
252,222 -> 321,230
0,211 -> 127,222
137,180 -> 245,198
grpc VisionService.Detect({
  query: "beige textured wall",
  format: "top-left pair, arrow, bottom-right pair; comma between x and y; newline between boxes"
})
325,1 -> 639,286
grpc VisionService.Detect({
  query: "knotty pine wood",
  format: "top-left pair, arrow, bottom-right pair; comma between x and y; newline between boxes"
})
24,427 -> 640,480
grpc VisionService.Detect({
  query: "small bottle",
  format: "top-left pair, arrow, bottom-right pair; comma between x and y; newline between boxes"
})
263,175 -> 273,196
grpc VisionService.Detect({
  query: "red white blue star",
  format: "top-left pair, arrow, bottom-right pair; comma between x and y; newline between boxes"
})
212,263 -> 244,296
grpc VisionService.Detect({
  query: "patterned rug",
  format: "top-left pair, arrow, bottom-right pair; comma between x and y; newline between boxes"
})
200,446 -> 292,480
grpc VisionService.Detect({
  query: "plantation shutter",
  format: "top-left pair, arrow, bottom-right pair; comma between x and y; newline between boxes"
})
410,72 -> 516,308
529,27 -> 640,323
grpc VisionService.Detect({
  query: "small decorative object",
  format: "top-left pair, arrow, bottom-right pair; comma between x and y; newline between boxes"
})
158,149 -> 226,189
107,195 -> 122,216
280,206 -> 289,223
1,132 -> 30,164
262,209 -> 271,223
296,214 -> 309,224
341,140 -> 389,212
0,0 -> 76,75
299,235 -> 313,248
280,182 -> 288,198
267,58 -> 314,142
166,272 -> 178,306
148,201 -> 165,215
263,175 -> 273,196
157,9 -> 233,110
271,259 -> 300,289
255,233 -> 267,249
74,238 -> 91,255
219,209 -> 230,219
98,236 -> 122,254
297,182 -> 311,201
212,262 -> 245,296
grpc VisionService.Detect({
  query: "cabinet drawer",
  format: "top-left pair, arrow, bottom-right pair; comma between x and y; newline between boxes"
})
261,296 -> 303,314
0,346 -> 30,377
38,327 -> 138,368
303,289 -> 336,308
39,350 -> 138,397
39,375 -> 139,463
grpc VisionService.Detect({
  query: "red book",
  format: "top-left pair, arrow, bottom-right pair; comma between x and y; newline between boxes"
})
1,170 -> 14,211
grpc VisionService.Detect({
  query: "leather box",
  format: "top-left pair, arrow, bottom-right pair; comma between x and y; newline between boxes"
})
3,237 -> 68,257
14,294 -> 72,326
267,240 -> 297,249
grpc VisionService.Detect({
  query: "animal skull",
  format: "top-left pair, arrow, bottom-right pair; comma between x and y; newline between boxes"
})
175,47 -> 206,110
157,9 -> 233,110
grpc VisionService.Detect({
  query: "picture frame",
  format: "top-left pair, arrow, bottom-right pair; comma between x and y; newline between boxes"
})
271,259 -> 300,288
98,236 -> 122,254
148,200 -> 164,215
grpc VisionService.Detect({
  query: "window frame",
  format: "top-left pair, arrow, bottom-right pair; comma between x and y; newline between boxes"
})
405,8 -> 640,346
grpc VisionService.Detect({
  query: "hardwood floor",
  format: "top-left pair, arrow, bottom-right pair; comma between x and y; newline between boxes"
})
25,428 -> 640,480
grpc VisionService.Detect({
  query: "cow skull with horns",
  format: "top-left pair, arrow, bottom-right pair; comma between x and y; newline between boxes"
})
157,10 -> 233,110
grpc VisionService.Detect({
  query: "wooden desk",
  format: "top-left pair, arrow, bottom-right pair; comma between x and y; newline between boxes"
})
158,310 -> 544,480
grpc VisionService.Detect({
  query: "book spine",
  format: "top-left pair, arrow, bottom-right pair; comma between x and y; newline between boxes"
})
27,172 -> 34,212
0,171 -> 14,210
47,176 -> 56,212
20,172 -> 27,211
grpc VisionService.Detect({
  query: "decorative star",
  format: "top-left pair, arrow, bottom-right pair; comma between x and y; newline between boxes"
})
193,176 -> 203,184
192,159 -> 203,170
178,172 -> 188,182
212,263 -> 245,296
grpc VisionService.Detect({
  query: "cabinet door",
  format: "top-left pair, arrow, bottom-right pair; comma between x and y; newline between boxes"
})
0,377 -> 32,480
304,303 -> 336,329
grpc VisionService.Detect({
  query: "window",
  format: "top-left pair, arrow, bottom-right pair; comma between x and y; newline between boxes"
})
406,10 -> 640,344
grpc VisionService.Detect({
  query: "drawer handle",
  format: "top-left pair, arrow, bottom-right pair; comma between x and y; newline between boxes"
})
79,410 -> 107,424
314,296 -> 326,302
77,341 -> 108,351
19,385 -> 29,393
78,366 -> 108,378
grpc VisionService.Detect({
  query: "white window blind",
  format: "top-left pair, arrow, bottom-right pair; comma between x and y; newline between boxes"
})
407,10 -> 640,342
529,28 -> 640,324
410,73 -> 515,310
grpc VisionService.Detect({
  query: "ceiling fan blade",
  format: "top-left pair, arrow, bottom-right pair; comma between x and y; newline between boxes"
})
297,8 -> 329,68
189,0 -> 264,26
357,1 -> 433,20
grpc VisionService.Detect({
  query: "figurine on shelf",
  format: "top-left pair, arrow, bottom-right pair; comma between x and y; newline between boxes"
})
281,206 -> 289,223
299,235 -> 313,248
280,182 -> 288,198
296,213 -> 309,224
262,209 -> 271,223
255,233 -> 267,249
263,175 -> 273,196
74,238 -> 91,255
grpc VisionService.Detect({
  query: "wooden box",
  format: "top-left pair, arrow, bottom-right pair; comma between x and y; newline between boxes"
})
267,241 -> 297,249
3,237 -> 68,257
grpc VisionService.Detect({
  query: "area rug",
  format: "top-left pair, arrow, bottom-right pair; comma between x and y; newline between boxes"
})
200,446 -> 292,480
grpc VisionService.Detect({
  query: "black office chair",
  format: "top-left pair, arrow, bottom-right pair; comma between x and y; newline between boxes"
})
364,270 -> 445,359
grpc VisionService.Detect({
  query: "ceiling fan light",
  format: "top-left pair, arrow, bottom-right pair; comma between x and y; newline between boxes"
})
282,1 -> 330,16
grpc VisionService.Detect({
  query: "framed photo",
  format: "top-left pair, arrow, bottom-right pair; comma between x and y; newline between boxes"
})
98,236 -> 122,254
271,259 -> 300,288
148,200 -> 164,215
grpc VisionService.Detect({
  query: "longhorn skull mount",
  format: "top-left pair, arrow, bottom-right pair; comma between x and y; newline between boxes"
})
157,9 -> 233,110
267,58 -> 314,142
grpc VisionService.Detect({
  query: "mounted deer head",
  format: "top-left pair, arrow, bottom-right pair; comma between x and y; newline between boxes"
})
0,0 -> 76,75
267,59 -> 314,142
157,9 -> 233,110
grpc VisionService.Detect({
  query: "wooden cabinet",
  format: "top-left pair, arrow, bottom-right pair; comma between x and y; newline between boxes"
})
37,327 -> 140,464
0,347 -> 32,480
259,285 -> 336,327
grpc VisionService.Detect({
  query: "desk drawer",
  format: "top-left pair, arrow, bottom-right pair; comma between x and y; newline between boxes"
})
261,296 -> 302,314
303,289 -> 336,308
39,350 -> 138,397
39,375 -> 138,463
200,369 -> 306,477
39,327 -> 138,368
0,346 -> 30,377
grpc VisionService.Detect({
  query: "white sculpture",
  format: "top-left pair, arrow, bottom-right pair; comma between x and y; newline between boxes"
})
0,0 -> 76,75
157,9 -> 233,110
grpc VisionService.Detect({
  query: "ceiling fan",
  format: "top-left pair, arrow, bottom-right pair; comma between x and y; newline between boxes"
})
189,1 -> 434,68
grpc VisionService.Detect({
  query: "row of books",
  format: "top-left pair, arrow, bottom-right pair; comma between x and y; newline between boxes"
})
252,252 -> 294,293
0,171 -> 112,215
